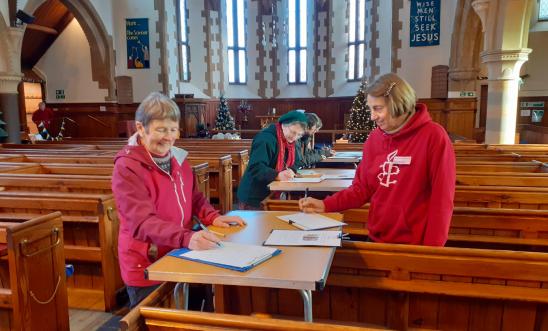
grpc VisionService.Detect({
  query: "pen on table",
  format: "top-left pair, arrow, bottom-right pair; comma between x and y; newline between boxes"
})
192,216 -> 224,247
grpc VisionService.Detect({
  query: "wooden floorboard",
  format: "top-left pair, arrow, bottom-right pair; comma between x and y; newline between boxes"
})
69,309 -> 114,331
68,287 -> 105,311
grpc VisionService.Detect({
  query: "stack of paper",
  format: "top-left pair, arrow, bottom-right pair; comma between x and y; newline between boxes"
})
168,242 -> 281,272
281,175 -> 325,183
277,213 -> 346,230
328,152 -> 362,159
264,230 -> 342,247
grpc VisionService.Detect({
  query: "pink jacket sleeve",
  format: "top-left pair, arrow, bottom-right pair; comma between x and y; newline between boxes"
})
112,162 -> 194,248
323,145 -> 374,212
423,134 -> 456,246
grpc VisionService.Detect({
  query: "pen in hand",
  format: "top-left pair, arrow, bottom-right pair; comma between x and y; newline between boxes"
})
192,216 -> 223,248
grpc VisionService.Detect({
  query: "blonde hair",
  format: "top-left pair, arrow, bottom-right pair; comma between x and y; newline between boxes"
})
366,73 -> 416,118
135,92 -> 180,128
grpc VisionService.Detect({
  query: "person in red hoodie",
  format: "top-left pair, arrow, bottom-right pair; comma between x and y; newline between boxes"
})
299,73 -> 456,246
32,101 -> 55,132
112,92 -> 245,307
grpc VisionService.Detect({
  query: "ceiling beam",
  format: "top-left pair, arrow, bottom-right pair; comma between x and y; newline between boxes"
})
26,23 -> 59,35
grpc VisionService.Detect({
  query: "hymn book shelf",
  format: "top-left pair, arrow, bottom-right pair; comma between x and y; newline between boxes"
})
145,210 -> 342,322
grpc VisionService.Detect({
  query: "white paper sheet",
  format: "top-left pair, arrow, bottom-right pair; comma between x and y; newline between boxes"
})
264,230 -> 342,247
280,175 -> 325,183
277,213 -> 346,230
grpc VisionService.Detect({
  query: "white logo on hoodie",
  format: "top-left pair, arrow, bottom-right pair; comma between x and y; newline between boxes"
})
377,150 -> 400,187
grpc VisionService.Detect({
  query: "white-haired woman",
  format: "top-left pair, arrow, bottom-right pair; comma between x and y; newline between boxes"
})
112,92 -> 244,307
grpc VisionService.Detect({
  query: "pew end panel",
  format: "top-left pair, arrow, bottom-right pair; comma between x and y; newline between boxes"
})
0,212 -> 69,331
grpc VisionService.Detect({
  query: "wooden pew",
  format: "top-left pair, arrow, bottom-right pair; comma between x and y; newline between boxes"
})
0,192 -> 122,311
456,172 -> 548,187
188,155 -> 233,213
0,161 -> 209,199
0,212 -> 69,331
457,161 -> 548,173
120,282 -> 379,331
219,241 -> 548,330
263,199 -> 548,250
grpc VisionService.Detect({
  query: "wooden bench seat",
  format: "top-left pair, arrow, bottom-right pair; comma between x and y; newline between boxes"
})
188,155 -> 232,213
263,198 -> 548,249
219,241 -> 548,330
0,191 -> 122,311
457,161 -> 548,172
0,212 -> 69,330
120,282 -> 377,331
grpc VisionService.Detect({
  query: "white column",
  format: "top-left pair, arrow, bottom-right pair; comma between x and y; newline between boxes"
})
481,49 -> 531,144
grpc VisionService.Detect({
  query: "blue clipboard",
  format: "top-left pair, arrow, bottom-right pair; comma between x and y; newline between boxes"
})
168,247 -> 282,272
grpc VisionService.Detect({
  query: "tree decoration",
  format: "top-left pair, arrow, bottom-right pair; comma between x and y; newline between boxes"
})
345,80 -> 376,143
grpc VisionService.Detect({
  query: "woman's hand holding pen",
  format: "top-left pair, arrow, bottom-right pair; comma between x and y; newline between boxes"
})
276,168 -> 295,181
298,197 -> 326,213
189,230 -> 222,250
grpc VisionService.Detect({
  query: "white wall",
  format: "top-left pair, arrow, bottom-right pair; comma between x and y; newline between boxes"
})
0,2 -> 9,27
520,4 -> 548,97
89,0 -> 113,35
396,0 -> 457,98
520,31 -> 548,96
35,19 -> 108,103
111,0 -> 162,101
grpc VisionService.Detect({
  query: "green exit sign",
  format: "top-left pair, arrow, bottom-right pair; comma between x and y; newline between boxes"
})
56,89 -> 65,99
459,91 -> 476,97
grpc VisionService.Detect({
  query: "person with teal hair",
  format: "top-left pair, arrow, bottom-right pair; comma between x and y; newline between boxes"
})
237,110 -> 308,209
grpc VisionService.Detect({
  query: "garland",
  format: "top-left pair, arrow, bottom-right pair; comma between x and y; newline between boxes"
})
37,118 -> 66,141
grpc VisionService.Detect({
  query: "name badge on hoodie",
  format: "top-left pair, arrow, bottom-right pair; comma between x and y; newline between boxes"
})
393,156 -> 411,165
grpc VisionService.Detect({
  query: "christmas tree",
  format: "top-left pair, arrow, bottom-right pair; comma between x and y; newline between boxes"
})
214,95 -> 236,131
346,80 -> 375,143
0,112 -> 8,142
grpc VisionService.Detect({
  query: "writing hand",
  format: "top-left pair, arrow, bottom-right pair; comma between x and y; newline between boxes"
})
298,197 -> 326,213
188,230 -> 222,250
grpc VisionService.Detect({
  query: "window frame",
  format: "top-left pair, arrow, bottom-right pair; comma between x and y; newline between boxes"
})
539,0 -> 548,21
176,0 -> 190,81
227,0 -> 247,85
288,0 -> 307,85
347,0 -> 366,82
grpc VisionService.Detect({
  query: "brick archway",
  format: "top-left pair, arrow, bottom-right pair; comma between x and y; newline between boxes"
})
24,0 -> 116,101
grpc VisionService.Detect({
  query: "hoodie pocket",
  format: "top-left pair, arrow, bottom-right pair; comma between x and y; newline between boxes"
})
368,200 -> 411,242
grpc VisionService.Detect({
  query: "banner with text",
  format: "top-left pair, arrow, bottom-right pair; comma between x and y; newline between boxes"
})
126,18 -> 150,69
410,0 -> 440,47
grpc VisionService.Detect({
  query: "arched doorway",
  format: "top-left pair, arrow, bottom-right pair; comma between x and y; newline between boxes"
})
23,0 -> 115,101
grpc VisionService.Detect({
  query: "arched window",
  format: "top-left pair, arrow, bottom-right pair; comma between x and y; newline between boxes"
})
227,0 -> 247,84
288,0 -> 307,84
348,0 -> 365,81
177,0 -> 190,81
540,0 -> 548,21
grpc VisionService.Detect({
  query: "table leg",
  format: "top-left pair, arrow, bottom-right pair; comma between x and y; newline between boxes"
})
299,289 -> 313,322
174,282 -> 189,310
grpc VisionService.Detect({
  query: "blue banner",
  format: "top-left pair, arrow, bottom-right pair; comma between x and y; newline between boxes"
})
410,0 -> 440,47
126,18 -> 150,69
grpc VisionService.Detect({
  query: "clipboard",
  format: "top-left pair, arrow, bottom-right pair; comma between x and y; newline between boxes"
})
168,242 -> 282,272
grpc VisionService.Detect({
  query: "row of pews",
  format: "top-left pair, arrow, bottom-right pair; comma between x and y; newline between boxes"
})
0,138 -> 251,330
249,142 -> 548,330
2,138 -> 548,330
